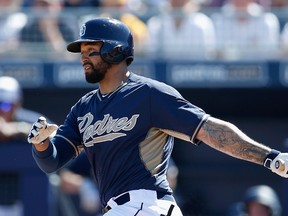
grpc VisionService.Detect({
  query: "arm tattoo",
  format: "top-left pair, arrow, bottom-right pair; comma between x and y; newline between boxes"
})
199,117 -> 271,165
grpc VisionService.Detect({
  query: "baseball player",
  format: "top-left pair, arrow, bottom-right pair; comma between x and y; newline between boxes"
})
27,17 -> 288,216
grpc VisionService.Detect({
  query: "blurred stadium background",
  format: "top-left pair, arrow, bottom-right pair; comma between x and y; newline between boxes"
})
1,0 -> 288,215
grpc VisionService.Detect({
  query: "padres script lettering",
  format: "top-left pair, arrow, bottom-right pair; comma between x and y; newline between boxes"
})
78,113 -> 139,147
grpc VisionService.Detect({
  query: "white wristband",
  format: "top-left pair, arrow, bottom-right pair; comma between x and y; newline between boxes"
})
263,149 -> 280,169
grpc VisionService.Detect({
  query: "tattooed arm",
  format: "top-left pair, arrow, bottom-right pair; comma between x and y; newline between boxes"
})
196,116 -> 271,165
196,116 -> 288,178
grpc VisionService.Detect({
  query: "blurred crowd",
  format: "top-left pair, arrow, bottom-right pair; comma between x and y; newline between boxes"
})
1,1 -> 288,215
1,0 -> 288,61
0,76 -> 50,216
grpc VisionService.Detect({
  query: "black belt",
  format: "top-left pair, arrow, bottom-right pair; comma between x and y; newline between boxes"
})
102,191 -> 175,213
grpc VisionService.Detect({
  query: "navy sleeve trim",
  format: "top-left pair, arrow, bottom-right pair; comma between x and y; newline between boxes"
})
56,134 -> 80,157
191,114 -> 210,145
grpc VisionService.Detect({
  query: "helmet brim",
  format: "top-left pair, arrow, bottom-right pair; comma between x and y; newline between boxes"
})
67,39 -> 101,53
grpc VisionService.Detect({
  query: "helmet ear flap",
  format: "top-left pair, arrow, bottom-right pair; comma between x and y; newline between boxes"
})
100,43 -> 126,64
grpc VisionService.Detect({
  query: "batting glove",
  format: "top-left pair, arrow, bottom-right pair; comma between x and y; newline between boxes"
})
264,149 -> 288,178
27,116 -> 58,145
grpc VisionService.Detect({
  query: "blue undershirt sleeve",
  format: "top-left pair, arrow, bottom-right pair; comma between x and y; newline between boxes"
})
32,140 -> 76,174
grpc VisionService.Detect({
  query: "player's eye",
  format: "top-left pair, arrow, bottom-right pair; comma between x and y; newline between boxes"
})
81,51 -> 101,58
89,51 -> 100,57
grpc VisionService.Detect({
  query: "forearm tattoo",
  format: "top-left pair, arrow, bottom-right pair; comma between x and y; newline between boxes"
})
200,117 -> 270,165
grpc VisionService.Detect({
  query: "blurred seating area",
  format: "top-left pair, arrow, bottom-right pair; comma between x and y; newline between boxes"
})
1,0 -> 288,61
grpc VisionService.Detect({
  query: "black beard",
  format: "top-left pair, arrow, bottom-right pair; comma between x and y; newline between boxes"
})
85,61 -> 112,83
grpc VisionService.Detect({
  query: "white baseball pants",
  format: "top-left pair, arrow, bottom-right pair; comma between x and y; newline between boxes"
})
103,189 -> 183,216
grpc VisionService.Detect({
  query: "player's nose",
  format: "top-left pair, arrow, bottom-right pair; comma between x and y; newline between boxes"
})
80,55 -> 89,64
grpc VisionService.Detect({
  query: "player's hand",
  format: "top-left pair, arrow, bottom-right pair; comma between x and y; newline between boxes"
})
27,116 -> 58,145
270,153 -> 288,178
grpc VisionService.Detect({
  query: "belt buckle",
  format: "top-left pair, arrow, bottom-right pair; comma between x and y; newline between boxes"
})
157,191 -> 175,202
102,205 -> 111,214
102,192 -> 130,213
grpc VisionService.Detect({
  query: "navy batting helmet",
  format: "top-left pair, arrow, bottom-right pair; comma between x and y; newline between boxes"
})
67,17 -> 134,65
243,185 -> 282,216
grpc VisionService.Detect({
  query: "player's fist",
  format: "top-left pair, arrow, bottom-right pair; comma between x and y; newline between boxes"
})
27,116 -> 58,145
270,153 -> 288,178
